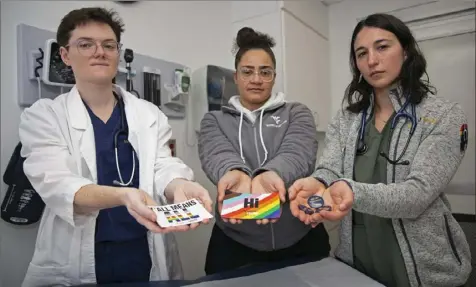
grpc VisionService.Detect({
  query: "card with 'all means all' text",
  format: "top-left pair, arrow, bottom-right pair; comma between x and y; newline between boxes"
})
149,198 -> 213,228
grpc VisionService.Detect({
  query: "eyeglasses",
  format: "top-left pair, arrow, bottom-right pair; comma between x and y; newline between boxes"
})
66,39 -> 122,57
238,67 -> 275,82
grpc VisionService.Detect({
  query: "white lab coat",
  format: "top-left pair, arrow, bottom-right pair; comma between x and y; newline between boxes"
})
18,85 -> 192,287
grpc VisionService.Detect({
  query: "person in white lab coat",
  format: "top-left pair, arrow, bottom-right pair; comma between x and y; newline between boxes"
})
18,7 -> 213,287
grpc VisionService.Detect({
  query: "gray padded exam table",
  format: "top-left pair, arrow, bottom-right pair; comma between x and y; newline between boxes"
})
186,257 -> 384,287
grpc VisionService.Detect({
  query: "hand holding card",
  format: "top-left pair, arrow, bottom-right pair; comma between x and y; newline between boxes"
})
149,199 -> 213,228
220,191 -> 281,220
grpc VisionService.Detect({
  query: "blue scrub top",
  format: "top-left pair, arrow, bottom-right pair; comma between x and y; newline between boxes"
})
85,101 -> 148,242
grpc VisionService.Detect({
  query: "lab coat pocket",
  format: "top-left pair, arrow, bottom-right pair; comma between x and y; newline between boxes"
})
22,263 -> 70,287
34,213 -> 73,266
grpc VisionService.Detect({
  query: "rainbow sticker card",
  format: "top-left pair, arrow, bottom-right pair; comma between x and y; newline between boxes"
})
220,192 -> 281,220
149,199 -> 213,228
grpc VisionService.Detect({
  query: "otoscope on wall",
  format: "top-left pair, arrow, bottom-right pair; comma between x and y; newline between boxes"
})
124,48 -> 139,96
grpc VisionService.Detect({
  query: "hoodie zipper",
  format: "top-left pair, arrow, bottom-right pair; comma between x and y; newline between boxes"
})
253,124 -> 276,250
399,218 -> 422,286
252,125 -> 261,167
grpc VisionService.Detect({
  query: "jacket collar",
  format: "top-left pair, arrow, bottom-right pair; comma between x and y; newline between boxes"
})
365,82 -> 406,116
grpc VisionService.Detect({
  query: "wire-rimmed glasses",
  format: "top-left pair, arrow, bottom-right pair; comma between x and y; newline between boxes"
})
65,39 -> 122,57
238,67 -> 275,82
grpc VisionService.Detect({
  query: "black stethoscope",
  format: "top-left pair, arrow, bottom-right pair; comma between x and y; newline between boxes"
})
112,92 -> 136,187
356,98 -> 417,168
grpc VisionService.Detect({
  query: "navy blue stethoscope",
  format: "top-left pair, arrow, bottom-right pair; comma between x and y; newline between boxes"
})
356,97 -> 417,167
112,92 -> 136,187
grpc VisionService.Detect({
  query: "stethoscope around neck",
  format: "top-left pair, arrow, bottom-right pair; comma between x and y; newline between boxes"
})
356,97 -> 417,166
112,92 -> 136,187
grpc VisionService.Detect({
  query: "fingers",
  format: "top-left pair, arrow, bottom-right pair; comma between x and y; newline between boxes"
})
188,222 -> 200,230
319,210 -> 342,221
338,191 -> 354,211
256,219 -> 270,225
275,180 -> 286,203
134,200 -> 158,222
309,212 -> 323,224
199,194 -> 214,214
310,221 -> 321,228
250,181 -> 264,195
289,200 -> 300,217
236,177 -> 252,194
129,208 -> 165,233
217,181 -> 227,202
227,218 -> 242,224
288,179 -> 304,200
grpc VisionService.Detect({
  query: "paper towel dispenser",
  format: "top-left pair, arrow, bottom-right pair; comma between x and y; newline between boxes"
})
191,65 -> 238,132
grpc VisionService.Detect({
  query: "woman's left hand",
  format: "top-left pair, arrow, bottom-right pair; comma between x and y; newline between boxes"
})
314,181 -> 354,222
166,179 -> 214,231
251,171 -> 286,225
289,178 -> 354,226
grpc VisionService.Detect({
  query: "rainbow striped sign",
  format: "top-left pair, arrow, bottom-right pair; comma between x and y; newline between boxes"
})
220,192 -> 281,220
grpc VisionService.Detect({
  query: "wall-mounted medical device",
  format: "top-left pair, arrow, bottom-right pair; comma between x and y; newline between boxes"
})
190,65 -> 238,132
17,23 -> 193,118
163,68 -> 191,115
42,39 -> 75,87
143,66 -> 161,107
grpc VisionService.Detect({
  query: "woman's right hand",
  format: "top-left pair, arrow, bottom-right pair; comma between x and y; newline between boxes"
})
288,177 -> 328,227
217,170 -> 252,224
120,188 -> 186,233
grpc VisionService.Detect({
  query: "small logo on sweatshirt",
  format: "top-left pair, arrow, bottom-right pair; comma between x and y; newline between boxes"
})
266,116 -> 287,128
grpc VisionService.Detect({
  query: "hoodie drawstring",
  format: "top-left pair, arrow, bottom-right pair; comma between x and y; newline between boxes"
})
259,109 -> 268,166
238,111 -> 245,163
237,109 -> 268,166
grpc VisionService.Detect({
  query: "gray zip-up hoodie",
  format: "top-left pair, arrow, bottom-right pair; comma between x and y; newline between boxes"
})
198,92 -> 320,251
313,87 -> 472,287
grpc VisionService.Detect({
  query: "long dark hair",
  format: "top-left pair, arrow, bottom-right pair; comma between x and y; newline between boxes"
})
343,13 -> 436,113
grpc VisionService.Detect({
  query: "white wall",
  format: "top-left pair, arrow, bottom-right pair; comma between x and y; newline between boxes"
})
0,1 -> 234,286
328,0 -> 475,214
231,1 -> 285,94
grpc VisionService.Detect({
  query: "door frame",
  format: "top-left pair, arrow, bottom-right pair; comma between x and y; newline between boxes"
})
386,0 -> 475,41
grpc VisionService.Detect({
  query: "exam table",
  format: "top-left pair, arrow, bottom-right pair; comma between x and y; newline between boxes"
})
77,257 -> 384,287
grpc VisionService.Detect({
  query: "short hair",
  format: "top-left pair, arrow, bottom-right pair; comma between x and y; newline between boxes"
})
56,7 -> 125,47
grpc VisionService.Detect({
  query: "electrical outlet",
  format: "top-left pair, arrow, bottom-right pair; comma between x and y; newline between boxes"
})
28,50 -> 43,80
168,139 -> 176,157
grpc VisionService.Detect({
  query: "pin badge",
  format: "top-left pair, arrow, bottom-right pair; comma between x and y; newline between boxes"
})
298,204 -> 315,215
308,195 -> 324,208
460,124 -> 468,152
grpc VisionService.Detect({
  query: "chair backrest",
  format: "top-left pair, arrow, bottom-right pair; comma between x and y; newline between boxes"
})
1,142 -> 45,225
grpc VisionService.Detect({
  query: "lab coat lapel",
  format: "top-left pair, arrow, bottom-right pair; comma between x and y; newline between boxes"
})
120,87 -> 156,192
67,87 -> 97,182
